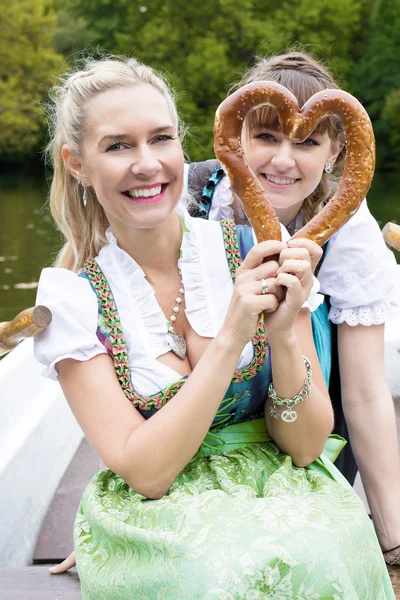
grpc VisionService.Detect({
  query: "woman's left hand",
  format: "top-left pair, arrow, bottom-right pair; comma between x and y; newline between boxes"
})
286,238 -> 323,273
263,243 -> 315,336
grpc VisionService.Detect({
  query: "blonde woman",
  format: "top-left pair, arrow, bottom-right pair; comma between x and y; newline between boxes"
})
35,56 -> 394,598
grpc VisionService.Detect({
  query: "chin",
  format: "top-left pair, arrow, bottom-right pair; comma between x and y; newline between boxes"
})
132,205 -> 176,230
268,197 -> 300,210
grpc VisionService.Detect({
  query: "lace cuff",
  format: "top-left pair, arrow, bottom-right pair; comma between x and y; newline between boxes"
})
328,301 -> 390,326
302,277 -> 324,312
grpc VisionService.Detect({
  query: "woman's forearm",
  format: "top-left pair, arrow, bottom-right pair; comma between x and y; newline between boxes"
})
342,385 -> 400,547
338,322 -> 400,548
118,331 -> 243,497
266,326 -> 333,466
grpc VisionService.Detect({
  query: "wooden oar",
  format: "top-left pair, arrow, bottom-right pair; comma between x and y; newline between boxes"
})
0,306 -> 52,356
383,222 -> 400,252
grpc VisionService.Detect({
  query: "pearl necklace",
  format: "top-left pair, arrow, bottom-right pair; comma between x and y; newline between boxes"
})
166,271 -> 187,360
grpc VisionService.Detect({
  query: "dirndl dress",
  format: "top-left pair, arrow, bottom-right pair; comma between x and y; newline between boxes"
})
74,221 -> 394,599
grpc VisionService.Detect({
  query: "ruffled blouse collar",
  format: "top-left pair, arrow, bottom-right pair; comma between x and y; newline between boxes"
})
99,203 -> 232,354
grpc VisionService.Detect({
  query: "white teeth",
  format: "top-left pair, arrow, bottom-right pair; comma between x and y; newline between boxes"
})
127,185 -> 162,198
265,175 -> 296,185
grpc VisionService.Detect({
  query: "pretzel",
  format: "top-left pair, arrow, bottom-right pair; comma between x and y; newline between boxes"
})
382,222 -> 400,252
214,81 -> 375,245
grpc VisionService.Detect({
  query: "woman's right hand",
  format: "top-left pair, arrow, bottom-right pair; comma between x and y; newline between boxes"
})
49,551 -> 76,573
221,240 -> 287,345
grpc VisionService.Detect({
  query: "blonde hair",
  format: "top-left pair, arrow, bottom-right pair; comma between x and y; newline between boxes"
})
46,55 -> 184,271
236,51 -> 345,223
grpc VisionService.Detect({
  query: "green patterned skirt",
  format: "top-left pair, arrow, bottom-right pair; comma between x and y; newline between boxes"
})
75,420 -> 394,599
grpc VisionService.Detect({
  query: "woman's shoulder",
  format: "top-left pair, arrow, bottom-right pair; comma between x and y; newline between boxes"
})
320,199 -> 396,277
318,199 -> 398,323
36,265 -> 99,311
34,266 -> 106,379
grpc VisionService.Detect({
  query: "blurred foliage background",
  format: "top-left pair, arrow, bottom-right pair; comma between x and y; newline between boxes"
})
1,0 -> 400,167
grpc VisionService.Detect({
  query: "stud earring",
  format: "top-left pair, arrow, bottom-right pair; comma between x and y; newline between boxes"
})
324,161 -> 334,174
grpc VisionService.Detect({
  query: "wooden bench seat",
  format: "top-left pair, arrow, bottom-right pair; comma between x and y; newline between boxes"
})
390,566 -> 400,597
0,567 -> 80,599
1,566 -> 399,598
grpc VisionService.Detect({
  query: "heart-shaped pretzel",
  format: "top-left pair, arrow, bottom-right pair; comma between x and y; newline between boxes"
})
214,81 -> 375,245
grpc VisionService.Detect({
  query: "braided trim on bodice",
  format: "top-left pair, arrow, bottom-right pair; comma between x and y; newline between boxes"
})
83,220 -> 268,408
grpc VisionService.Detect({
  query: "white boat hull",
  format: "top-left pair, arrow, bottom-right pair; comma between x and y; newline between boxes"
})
0,339 -> 83,567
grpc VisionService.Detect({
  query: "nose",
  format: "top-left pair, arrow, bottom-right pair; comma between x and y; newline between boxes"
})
270,140 -> 296,171
131,144 -> 162,177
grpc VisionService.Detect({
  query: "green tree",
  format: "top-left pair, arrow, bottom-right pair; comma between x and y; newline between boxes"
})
0,0 -> 63,158
352,0 -> 400,168
382,89 -> 400,169
115,0 -> 363,160
53,0 -> 132,57
256,0 -> 362,85
114,0 -> 268,159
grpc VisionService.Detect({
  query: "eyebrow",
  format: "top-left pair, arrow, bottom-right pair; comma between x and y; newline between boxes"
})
99,126 -> 175,144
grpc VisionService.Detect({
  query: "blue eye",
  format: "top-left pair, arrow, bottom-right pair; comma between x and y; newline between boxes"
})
153,134 -> 174,143
106,142 -> 127,152
255,133 -> 276,142
297,138 -> 319,147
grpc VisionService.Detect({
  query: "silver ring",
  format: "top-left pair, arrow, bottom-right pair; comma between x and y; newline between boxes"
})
260,278 -> 269,295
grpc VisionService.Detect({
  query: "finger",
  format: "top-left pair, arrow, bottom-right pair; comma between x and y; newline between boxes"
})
250,278 -> 284,300
278,247 -> 311,267
276,272 -> 304,305
249,293 -> 280,314
236,259 -> 280,283
49,551 -> 76,574
287,238 -> 323,272
277,259 -> 312,281
241,240 -> 288,270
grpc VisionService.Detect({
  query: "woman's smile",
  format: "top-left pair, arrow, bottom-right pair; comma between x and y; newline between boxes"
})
122,182 -> 168,204
260,173 -> 300,188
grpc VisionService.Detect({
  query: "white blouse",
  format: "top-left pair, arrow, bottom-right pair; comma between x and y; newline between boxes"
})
34,204 -> 322,395
208,173 -> 398,326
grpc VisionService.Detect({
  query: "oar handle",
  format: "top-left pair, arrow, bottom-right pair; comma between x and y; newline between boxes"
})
382,222 -> 400,252
0,305 -> 52,356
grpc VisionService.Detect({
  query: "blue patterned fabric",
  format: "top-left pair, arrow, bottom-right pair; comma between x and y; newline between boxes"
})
197,165 -> 225,218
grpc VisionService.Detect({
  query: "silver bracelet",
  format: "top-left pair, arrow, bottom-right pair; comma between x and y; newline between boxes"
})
268,356 -> 312,423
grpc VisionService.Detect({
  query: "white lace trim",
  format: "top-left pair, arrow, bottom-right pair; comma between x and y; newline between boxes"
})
324,251 -> 383,294
329,301 -> 390,326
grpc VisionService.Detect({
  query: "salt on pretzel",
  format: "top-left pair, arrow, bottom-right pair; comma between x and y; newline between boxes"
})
382,222 -> 400,252
214,81 -> 375,245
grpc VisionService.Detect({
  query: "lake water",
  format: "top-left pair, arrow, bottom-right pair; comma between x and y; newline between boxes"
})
1,170 -> 399,322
